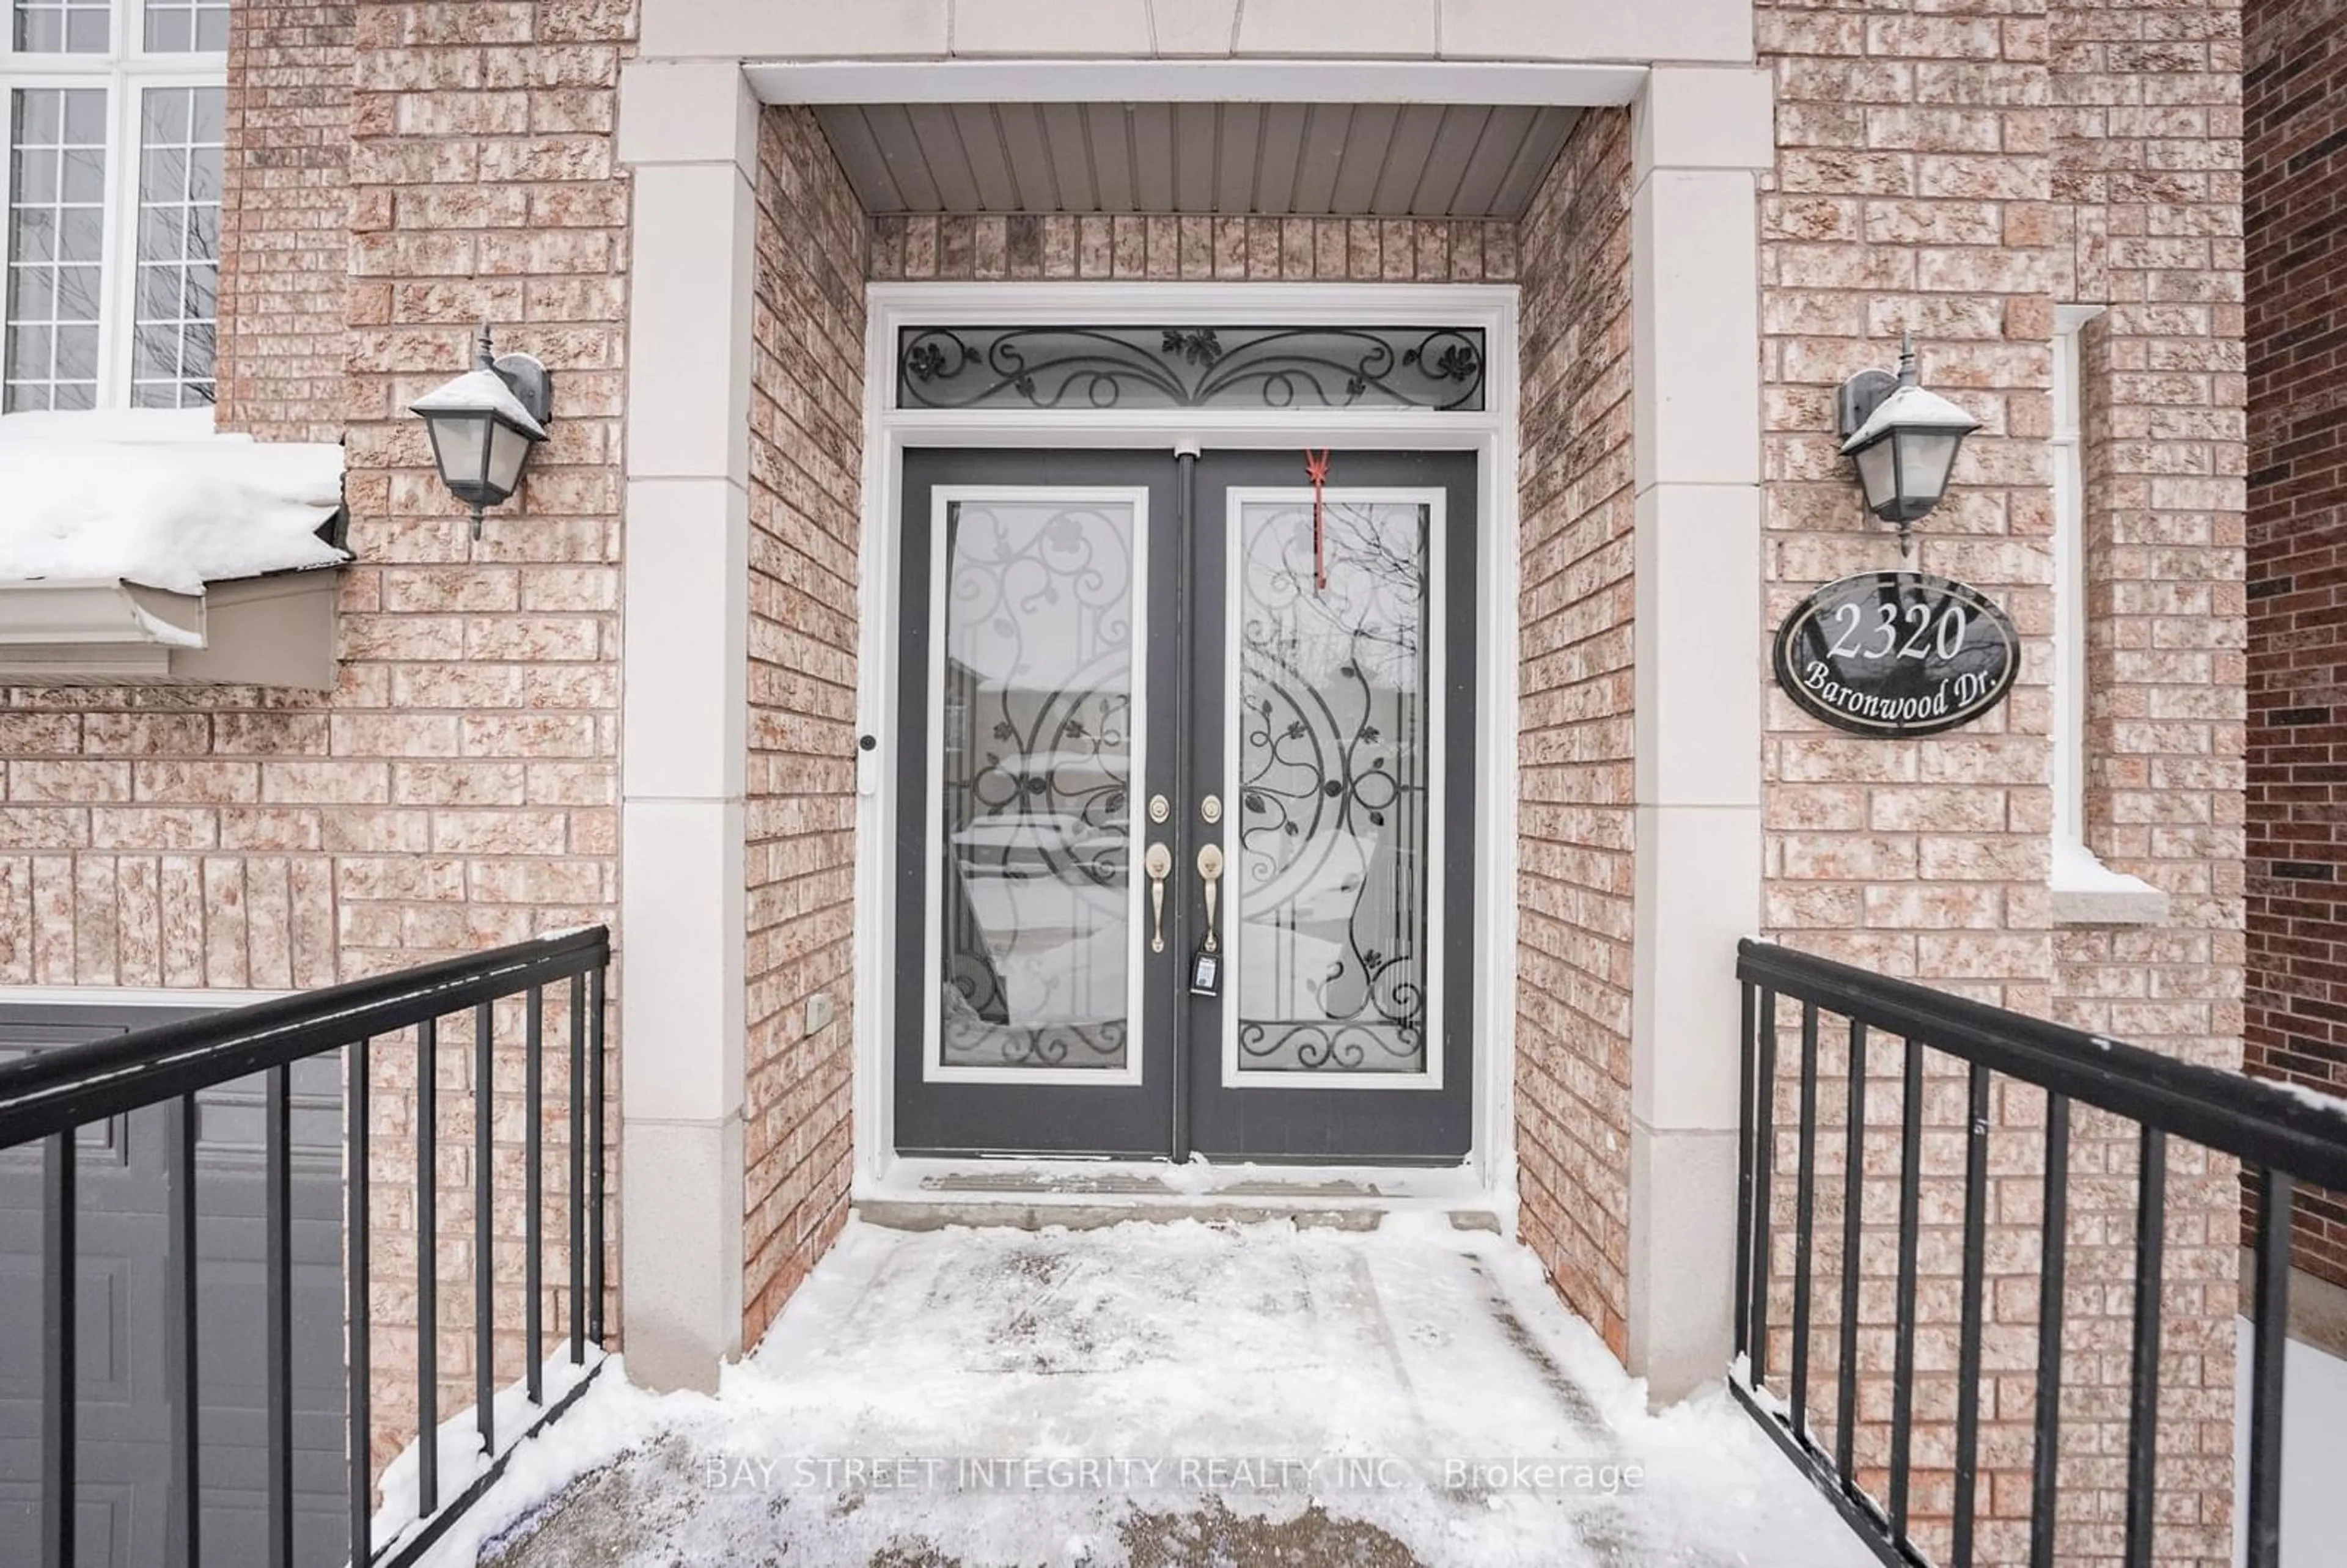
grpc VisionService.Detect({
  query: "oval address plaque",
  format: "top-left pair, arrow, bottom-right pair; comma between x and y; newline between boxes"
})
1772,571 -> 2019,738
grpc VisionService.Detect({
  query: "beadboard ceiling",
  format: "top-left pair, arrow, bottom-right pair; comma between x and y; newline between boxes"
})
813,101 -> 1578,219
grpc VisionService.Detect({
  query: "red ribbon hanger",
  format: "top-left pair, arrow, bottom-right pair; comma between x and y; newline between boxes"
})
1304,448 -> 1331,591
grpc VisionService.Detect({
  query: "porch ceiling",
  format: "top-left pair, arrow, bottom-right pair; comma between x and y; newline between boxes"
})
813,101 -> 1578,219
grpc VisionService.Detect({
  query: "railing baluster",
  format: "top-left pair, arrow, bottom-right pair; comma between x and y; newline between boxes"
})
2122,1126 -> 2167,1568
589,964 -> 607,1347
1735,981 -> 1758,1362
526,986 -> 545,1403
1749,988 -> 1779,1386
266,1063 -> 294,1568
166,1094 -> 202,1568
41,1130 -> 75,1568
1791,1002 -> 1821,1442
348,1039 -> 372,1568
1834,1019 -> 1867,1484
1952,1063 -> 1991,1568
476,999 -> 496,1456
1889,1037 -> 1923,1540
417,1015 -> 439,1517
2029,1093 -> 2070,1568
568,972 -> 585,1365
2246,1170 -> 2292,1568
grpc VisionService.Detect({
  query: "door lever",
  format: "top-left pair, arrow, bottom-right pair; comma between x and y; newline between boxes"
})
1144,842 -> 1174,953
1196,843 -> 1225,953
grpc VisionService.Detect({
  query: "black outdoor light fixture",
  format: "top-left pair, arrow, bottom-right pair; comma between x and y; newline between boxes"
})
1836,334 -> 1980,553
410,321 -> 553,540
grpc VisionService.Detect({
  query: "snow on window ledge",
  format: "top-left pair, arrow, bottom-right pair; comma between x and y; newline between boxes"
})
0,408 -> 346,595
2050,839 -> 2170,926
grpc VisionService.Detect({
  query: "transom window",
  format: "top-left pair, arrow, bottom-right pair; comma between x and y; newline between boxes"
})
1,0 -> 224,412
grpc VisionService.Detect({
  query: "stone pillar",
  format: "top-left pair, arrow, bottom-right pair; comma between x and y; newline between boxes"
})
1623,64 -> 1774,1402
614,59 -> 762,1393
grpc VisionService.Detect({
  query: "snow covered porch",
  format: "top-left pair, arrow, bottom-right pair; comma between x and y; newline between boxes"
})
400,1216 -> 1878,1568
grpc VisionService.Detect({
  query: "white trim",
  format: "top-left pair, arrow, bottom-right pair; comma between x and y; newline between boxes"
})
853,279 -> 1519,1201
1217,485 -> 1446,1094
0,982 -> 284,1009
918,483 -> 1151,1088
745,59 -> 1644,108
2048,304 -> 2166,923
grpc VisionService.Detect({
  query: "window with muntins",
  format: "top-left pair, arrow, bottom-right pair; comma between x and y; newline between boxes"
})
1,0 -> 224,412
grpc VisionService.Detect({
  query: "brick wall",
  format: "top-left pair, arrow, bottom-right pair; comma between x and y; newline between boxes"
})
1755,4 -> 2241,1564
1510,108 -> 1636,1358
867,213 -> 1518,282
2246,0 -> 2347,1288
218,0 -> 356,442
741,106 -> 865,1345
0,0 -> 639,1480
2050,10 -> 2247,1564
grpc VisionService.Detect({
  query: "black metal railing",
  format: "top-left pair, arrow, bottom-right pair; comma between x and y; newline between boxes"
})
0,926 -> 611,1568
1732,937 -> 2347,1568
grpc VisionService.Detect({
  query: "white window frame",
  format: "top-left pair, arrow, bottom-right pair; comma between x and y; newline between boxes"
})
0,0 -> 226,412
2049,304 -> 2168,923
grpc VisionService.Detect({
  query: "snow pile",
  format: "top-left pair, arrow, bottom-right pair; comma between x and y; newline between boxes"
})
0,408 -> 345,594
406,1215 -> 1878,1568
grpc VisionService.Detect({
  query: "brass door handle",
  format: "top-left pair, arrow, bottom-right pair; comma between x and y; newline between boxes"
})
1144,841 -> 1173,953
1196,843 -> 1224,953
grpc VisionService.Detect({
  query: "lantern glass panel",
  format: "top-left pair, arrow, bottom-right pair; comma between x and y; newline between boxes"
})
486,417 -> 535,502
1852,434 -> 1898,517
425,410 -> 491,501
1897,427 -> 1963,512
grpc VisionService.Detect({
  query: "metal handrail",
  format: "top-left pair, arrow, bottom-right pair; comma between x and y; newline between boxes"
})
1737,939 -> 2347,1187
7,926 -> 613,1568
1730,937 -> 2335,1568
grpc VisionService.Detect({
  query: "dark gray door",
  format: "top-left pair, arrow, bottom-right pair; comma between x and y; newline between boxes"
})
0,1005 -> 349,1567
893,447 -> 1477,1163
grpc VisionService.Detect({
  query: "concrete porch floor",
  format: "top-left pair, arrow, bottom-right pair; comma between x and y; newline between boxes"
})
453,1217 -> 1872,1568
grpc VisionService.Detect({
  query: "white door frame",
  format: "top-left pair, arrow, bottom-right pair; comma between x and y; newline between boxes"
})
852,280 -> 1521,1200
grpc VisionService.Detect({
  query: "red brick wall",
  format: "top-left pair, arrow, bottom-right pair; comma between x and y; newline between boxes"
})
741,105 -> 864,1344
1511,107 -> 1636,1358
2246,0 -> 2347,1287
218,0 -> 355,442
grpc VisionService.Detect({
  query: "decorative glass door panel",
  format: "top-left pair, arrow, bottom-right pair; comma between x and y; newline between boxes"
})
1228,496 -> 1436,1079
893,448 -> 1474,1163
935,496 -> 1140,1075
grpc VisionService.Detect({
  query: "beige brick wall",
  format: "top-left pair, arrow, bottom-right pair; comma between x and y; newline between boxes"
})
1754,4 -> 2241,1564
867,213 -> 1519,283
741,105 -> 865,1345
0,0 -> 639,1481
1510,107 -> 1636,1359
218,0 -> 356,443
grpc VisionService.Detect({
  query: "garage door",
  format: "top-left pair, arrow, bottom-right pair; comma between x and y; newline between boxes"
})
0,1003 -> 350,1567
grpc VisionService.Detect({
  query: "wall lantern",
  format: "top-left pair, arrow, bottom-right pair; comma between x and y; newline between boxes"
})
1836,334 -> 1980,553
410,321 -> 553,539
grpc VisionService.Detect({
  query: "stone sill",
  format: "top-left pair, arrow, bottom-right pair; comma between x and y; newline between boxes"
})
2050,843 -> 2170,926
0,568 -> 342,689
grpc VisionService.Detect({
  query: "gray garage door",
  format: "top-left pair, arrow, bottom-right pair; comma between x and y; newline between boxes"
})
0,1003 -> 350,1567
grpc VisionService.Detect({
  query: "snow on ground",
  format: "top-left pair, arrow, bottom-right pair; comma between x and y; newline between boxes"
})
411,1214 -> 1878,1568
0,408 -> 345,593
2233,1317 -> 2347,1567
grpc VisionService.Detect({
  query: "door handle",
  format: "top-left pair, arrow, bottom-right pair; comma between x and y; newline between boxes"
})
1196,843 -> 1225,953
1144,841 -> 1173,953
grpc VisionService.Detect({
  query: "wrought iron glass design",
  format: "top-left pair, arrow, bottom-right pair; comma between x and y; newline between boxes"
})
936,497 -> 1139,1071
1230,497 -> 1433,1075
898,326 -> 1485,412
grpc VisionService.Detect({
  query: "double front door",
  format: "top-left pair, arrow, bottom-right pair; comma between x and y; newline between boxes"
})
892,449 -> 1476,1162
